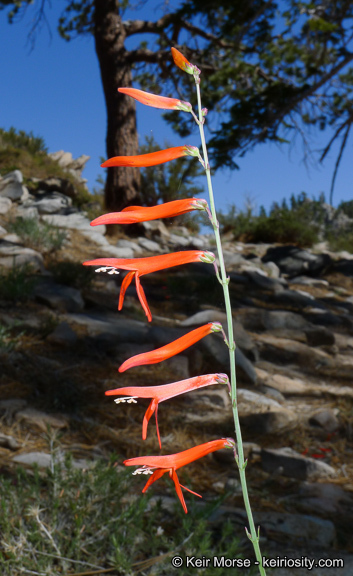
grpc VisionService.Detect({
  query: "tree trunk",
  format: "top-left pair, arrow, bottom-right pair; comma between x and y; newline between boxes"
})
94,0 -> 140,211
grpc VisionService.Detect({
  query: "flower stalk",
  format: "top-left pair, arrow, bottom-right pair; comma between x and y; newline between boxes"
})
92,47 -> 266,575
192,61 -> 266,576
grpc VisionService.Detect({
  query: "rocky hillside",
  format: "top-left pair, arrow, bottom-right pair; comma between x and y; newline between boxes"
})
1,157 -> 353,575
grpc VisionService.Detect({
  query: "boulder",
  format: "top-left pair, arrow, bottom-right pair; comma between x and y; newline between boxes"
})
15,408 -> 68,430
236,308 -> 310,332
47,321 -> 78,346
49,150 -> 74,168
137,237 -> 163,252
66,311 -> 149,343
332,258 -> 353,276
295,482 -> 353,516
290,275 -> 329,287
305,326 -> 335,347
0,239 -> 44,271
200,334 -> 258,384
211,507 -> 336,549
270,288 -> 326,310
261,447 -> 336,481
0,170 -> 27,201
0,433 -> 20,450
262,245 -> 331,277
16,206 -> 39,220
13,451 -> 90,469
0,197 -> 12,214
255,333 -> 343,377
34,279 -> 84,313
181,310 -> 227,326
243,269 -> 285,291
165,355 -> 190,380
116,239 -> 143,255
168,232 -> 191,247
223,251 -> 247,268
184,387 -> 232,425
140,219 -> 170,239
308,408 -> 340,433
31,191 -> 72,214
42,212 -> 105,236
34,176 -> 76,198
237,389 -> 298,434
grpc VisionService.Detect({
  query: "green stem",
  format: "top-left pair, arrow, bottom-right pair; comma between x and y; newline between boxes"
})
195,79 -> 266,576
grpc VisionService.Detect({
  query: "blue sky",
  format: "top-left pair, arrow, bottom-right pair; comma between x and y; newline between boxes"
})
0,1 -> 352,214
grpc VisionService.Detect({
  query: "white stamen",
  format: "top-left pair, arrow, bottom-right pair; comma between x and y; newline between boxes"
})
114,396 -> 138,404
132,467 -> 154,476
95,266 -> 120,274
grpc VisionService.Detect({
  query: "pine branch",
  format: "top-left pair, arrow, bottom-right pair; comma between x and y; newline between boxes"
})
330,122 -> 351,205
320,114 -> 353,163
123,14 -> 174,36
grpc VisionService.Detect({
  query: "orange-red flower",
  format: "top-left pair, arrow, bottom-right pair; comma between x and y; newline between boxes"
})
101,146 -> 199,168
90,198 -> 208,227
83,251 -> 215,322
118,87 -> 192,112
171,47 -> 197,75
118,322 -> 222,372
124,438 -> 235,513
106,373 -> 229,448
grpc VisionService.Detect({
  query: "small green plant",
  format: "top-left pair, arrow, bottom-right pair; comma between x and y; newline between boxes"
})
337,199 -> 353,219
0,451 -> 246,575
0,126 -> 48,155
8,217 -> 66,254
48,260 -> 95,289
38,313 -> 59,339
0,324 -> 23,351
327,228 -> 353,253
0,266 -> 36,302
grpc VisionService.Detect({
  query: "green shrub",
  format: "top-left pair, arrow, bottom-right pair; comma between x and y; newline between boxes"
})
0,126 -> 91,208
0,450 -> 248,575
0,126 -> 48,155
218,193 -> 325,247
337,199 -> 353,219
251,207 -> 320,245
0,266 -> 36,302
8,217 -> 66,254
327,228 -> 353,253
48,260 -> 95,289
0,323 -> 23,351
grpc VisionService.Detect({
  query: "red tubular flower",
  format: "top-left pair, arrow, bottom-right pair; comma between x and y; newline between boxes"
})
118,322 -> 222,372
124,438 -> 235,513
106,373 -> 229,448
90,198 -> 208,227
171,47 -> 196,75
118,87 -> 192,112
101,146 -> 196,168
83,251 -> 215,322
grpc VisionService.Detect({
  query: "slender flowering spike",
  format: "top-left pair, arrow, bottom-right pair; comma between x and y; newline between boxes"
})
106,373 -> 229,448
118,323 -> 221,372
124,438 -> 235,513
171,47 -> 198,76
118,87 -> 192,112
83,251 -> 214,322
101,146 -> 194,168
90,198 -> 208,227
